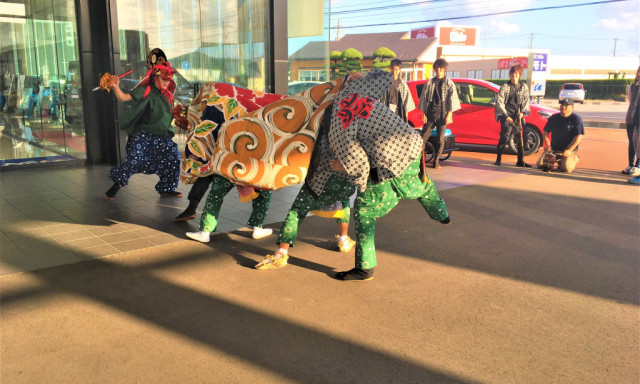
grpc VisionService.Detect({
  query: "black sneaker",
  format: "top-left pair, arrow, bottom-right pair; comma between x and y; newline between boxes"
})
160,190 -> 183,197
105,183 -> 120,200
174,207 -> 196,222
516,162 -> 532,168
494,160 -> 501,166
440,216 -> 451,225
335,268 -> 374,282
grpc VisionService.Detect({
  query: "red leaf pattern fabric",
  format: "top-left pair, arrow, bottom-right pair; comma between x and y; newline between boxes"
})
337,93 -> 374,130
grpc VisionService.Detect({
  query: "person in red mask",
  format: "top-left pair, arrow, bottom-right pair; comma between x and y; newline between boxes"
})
105,48 -> 183,199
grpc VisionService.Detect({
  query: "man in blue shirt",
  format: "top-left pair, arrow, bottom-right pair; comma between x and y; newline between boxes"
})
536,98 -> 584,173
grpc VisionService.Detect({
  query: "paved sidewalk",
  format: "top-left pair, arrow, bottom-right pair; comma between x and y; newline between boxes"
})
1,155 -> 638,383
0,159 -> 521,276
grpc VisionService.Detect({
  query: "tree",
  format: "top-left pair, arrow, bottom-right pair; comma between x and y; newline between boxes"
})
372,47 -> 396,72
373,47 -> 396,61
341,48 -> 363,74
372,61 -> 391,72
330,50 -> 343,79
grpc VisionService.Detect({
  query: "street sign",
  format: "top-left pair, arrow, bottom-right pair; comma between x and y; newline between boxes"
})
527,52 -> 548,98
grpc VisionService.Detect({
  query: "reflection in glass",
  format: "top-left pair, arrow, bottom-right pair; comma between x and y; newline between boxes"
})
116,0 -> 271,106
0,0 -> 85,165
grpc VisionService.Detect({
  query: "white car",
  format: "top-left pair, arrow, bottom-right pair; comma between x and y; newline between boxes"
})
559,83 -> 585,104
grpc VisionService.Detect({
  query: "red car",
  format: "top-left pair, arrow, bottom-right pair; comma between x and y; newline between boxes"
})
407,78 -> 558,155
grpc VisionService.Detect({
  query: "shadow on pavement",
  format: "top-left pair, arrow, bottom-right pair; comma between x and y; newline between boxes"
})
371,182 -> 638,305
1,233 -> 473,384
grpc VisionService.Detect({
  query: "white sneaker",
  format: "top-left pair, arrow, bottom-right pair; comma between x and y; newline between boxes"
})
186,231 -> 210,243
629,167 -> 640,176
336,235 -> 356,252
252,226 -> 273,239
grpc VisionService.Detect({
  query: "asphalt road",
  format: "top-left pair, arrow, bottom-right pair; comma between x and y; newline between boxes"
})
579,111 -> 626,122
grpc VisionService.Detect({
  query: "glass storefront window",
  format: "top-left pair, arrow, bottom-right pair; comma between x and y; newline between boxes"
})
115,0 -> 271,104
0,0 -> 85,166
287,0 -> 329,93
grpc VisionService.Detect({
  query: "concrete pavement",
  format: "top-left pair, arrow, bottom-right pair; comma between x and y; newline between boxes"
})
1,152 -> 638,383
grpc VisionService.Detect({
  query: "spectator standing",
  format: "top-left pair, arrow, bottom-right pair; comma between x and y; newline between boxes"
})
381,59 -> 415,122
417,58 -> 461,169
494,64 -> 531,167
536,98 -> 584,173
622,66 -> 640,176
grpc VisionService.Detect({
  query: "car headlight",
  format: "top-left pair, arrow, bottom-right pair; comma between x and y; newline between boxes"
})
537,110 -> 553,119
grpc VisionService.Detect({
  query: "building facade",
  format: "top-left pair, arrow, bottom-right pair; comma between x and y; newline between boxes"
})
291,27 -> 639,84
0,0 -> 327,168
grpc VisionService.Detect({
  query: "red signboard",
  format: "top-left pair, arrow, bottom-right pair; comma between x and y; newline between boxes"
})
497,57 -> 528,69
439,27 -> 477,46
410,26 -> 435,39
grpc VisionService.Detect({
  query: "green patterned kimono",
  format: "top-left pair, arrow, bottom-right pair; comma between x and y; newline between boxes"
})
353,158 -> 448,269
200,174 -> 272,233
277,175 -> 354,246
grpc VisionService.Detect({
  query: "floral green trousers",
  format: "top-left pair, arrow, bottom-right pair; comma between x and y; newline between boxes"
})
278,175 -> 354,246
200,174 -> 272,232
354,159 -> 448,269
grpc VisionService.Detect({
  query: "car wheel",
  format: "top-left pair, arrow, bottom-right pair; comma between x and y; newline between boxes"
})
509,125 -> 542,156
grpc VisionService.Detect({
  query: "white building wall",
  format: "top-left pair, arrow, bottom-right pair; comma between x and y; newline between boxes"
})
425,44 -> 638,80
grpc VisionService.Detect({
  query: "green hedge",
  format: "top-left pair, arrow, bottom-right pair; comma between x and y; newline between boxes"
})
485,78 -> 633,100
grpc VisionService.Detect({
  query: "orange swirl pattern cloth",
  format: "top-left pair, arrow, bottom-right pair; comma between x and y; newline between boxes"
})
180,82 -> 286,184
183,78 -> 345,190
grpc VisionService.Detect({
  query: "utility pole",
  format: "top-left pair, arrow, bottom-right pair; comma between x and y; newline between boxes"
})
337,19 -> 341,40
613,37 -> 618,57
529,32 -> 533,49
328,0 -> 331,41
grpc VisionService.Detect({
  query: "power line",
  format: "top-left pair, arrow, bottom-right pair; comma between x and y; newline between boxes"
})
484,33 -> 630,42
329,0 -> 630,29
331,0 -> 512,20
329,0 -> 411,10
331,0 -> 450,15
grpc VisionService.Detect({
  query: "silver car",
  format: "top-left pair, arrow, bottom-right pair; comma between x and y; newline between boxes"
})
559,83 -> 585,104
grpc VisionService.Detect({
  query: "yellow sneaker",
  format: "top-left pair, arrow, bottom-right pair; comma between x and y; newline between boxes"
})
336,235 -> 356,253
255,251 -> 289,270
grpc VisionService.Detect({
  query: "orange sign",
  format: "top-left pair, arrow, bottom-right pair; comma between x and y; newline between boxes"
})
411,26 -> 436,39
439,27 -> 477,46
497,57 -> 528,69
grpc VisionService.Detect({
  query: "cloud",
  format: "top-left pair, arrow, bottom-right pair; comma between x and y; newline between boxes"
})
490,19 -> 520,34
465,0 -> 535,14
598,13 -> 640,31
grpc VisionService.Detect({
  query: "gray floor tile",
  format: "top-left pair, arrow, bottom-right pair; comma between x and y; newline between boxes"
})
0,243 -> 28,260
81,223 -> 131,236
61,236 -> 110,251
29,251 -> 82,269
15,238 -> 65,253
130,227 -> 168,238
99,231 -> 143,244
73,244 -> 121,260
51,228 -> 96,243
147,234 -> 185,246
111,238 -> 156,253
43,223 -> 86,235
4,227 -> 51,240
0,252 -> 39,274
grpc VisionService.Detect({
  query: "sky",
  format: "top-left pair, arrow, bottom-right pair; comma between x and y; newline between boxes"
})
289,0 -> 640,59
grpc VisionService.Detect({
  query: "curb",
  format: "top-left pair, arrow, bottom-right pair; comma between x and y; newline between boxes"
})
583,121 -> 625,129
